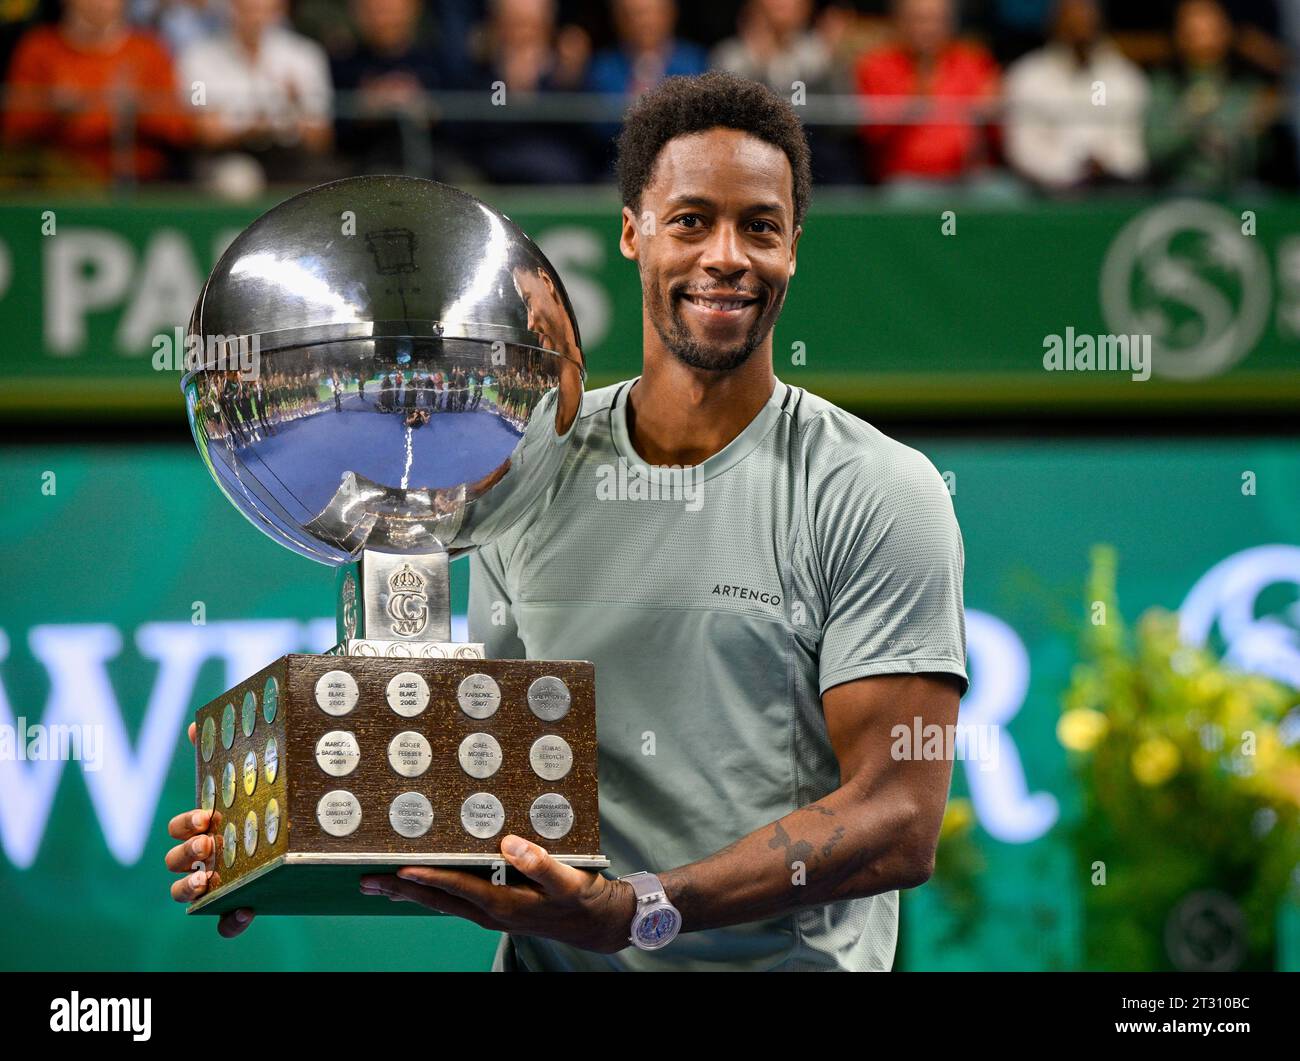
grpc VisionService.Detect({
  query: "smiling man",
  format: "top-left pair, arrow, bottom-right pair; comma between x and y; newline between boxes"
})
167,70 -> 968,971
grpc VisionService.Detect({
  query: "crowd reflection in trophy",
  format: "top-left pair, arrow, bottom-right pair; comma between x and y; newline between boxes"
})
196,360 -> 560,449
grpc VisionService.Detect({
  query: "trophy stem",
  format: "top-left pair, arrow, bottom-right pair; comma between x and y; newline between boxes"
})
337,549 -> 451,645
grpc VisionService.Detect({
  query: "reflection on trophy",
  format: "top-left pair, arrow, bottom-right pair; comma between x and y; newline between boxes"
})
182,175 -> 605,916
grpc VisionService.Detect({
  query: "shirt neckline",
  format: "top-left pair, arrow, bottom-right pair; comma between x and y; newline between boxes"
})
609,375 -> 790,484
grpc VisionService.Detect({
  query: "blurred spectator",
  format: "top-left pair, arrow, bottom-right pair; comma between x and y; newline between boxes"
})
331,0 -> 440,174
710,0 -> 835,92
453,0 -> 594,183
711,0 -> 860,184
1145,0 -> 1269,191
1004,0 -> 1147,193
2,0 -> 192,182
129,0 -> 227,55
178,0 -> 335,186
854,0 -> 1001,187
586,0 -> 707,96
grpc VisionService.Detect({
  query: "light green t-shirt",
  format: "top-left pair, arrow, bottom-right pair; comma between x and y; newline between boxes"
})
468,376 -> 968,971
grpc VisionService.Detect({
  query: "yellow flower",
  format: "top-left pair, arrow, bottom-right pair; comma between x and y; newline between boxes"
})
1193,671 -> 1227,700
1132,737 -> 1180,786
940,799 -> 974,840
1058,708 -> 1110,752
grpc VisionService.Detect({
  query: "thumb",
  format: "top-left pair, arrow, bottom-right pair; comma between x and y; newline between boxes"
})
500,835 -> 577,893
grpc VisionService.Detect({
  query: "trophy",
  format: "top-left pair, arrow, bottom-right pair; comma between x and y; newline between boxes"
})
181,175 -> 605,916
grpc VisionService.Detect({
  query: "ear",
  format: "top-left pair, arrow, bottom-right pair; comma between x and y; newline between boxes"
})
788,224 -> 802,279
619,206 -> 640,262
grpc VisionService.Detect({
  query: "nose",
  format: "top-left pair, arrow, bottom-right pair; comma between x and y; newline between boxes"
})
698,221 -> 750,279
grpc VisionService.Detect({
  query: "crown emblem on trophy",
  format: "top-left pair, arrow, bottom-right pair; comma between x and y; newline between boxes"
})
388,564 -> 425,593
387,563 -> 429,637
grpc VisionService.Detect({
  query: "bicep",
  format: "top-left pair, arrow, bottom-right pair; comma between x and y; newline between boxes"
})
822,673 -> 962,839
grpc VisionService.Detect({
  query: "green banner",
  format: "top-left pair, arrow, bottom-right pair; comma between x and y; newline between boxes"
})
1,435 -> 1297,970
1,193 -> 1298,416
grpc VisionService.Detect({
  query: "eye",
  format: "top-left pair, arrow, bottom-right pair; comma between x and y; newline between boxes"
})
748,219 -> 778,234
672,214 -> 703,229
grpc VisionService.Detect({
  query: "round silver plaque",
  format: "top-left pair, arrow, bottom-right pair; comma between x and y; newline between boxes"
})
265,797 -> 281,844
243,809 -> 258,856
200,716 -> 215,762
242,748 -> 257,796
387,731 -> 433,778
314,670 -> 359,716
527,676 -> 571,721
460,792 -> 505,838
220,702 -> 236,749
457,673 -> 501,719
263,735 -> 279,784
458,733 -> 503,779
315,730 -> 361,776
316,790 -> 362,837
241,690 -> 257,737
201,774 -> 216,812
220,760 -> 236,807
222,821 -> 237,867
389,792 -> 434,838
529,793 -> 575,840
529,735 -> 574,781
262,676 -> 279,723
386,672 -> 430,718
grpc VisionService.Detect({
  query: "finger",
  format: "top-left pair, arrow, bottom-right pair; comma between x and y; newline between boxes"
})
360,875 -> 506,928
217,908 -> 255,938
499,835 -> 582,895
170,867 -> 215,903
187,721 -> 197,746
164,832 -> 215,873
167,808 -> 213,841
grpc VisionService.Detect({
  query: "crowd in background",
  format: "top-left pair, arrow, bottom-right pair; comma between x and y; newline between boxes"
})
2,0 -> 1297,197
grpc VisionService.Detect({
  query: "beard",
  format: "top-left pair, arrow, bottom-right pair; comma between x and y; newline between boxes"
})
649,282 -> 780,373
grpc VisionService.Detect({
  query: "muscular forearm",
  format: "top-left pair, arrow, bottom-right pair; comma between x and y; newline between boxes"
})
655,781 -> 936,934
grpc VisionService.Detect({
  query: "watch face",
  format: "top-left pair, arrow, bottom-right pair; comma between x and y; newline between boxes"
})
634,906 -> 681,949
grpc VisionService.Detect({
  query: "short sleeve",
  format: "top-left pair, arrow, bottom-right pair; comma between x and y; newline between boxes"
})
812,443 -> 968,698
467,540 -> 528,661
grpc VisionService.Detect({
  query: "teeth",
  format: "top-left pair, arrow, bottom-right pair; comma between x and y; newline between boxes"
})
691,297 -> 751,311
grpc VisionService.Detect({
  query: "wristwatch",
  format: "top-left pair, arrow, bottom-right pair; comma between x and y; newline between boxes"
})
619,871 -> 682,951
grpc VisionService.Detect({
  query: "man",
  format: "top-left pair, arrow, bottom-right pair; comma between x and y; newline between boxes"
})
165,70 -> 968,971
3,0 -> 192,181
855,0 -> 1000,187
178,0 -> 334,183
1004,0 -> 1148,192
329,0 -> 441,175
1145,0 -> 1268,192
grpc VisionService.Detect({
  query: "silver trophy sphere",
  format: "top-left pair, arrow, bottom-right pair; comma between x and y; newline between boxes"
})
181,175 -> 585,649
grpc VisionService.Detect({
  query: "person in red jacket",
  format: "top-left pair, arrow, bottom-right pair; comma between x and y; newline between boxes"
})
3,0 -> 193,181
854,0 -> 1000,186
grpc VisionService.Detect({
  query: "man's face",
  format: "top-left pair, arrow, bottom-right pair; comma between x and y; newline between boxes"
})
621,127 -> 800,373
896,0 -> 952,56
231,0 -> 286,36
66,0 -> 126,32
